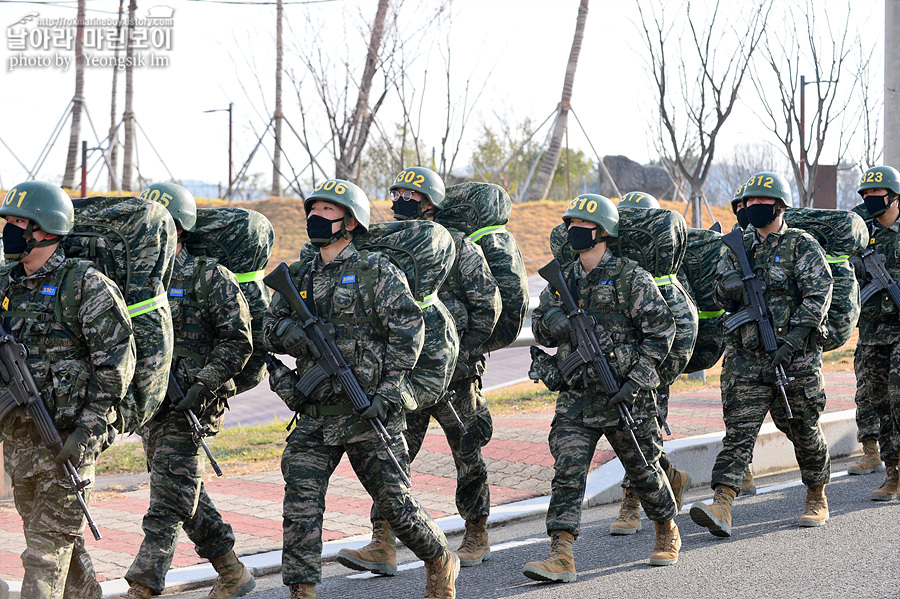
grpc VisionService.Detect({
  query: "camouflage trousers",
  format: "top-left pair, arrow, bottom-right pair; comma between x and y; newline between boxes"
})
546,413 -> 676,537
623,387 -> 671,489
281,423 -> 448,585
3,419 -> 102,599
854,344 -> 900,463
371,375 -> 493,523
713,366 -> 831,492
126,418 -> 235,594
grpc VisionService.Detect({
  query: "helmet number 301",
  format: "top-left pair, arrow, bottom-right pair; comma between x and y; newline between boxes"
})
568,196 -> 598,213
315,180 -> 347,194
395,170 -> 425,187
4,188 -> 28,208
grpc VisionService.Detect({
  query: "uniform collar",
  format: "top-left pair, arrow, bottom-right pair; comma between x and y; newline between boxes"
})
751,220 -> 788,247
315,242 -> 357,269
9,246 -> 67,284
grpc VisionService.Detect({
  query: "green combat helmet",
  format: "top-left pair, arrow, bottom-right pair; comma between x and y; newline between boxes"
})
390,166 -> 446,208
1,180 -> 74,235
743,171 -> 792,207
563,193 -> 619,236
140,182 -> 197,231
858,166 -> 900,218
619,191 -> 660,209
731,184 -> 745,214
305,178 -> 370,232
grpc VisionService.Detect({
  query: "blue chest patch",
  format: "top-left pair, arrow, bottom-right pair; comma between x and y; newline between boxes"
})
40,286 -> 57,296
774,256 -> 782,263
169,288 -> 185,297
341,274 -> 356,284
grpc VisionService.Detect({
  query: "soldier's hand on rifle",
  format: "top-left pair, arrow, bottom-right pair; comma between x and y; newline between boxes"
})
277,319 -> 321,359
610,379 -> 639,409
55,426 -> 89,466
720,271 -> 746,303
544,309 -> 572,342
360,393 -> 388,422
176,381 -> 206,412
772,344 -> 794,369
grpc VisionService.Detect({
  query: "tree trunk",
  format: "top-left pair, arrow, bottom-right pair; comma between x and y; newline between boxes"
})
525,0 -> 588,202
271,0 -> 283,197
108,0 -> 125,192
61,0 -> 86,190
121,0 -> 138,192
335,0 -> 389,180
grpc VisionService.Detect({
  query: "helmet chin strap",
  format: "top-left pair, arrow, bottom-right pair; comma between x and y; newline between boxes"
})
24,222 -> 58,250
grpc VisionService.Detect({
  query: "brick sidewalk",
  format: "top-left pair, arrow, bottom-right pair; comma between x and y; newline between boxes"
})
0,370 -> 857,583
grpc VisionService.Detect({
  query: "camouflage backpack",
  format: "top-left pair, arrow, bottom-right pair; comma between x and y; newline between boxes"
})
62,196 -> 177,434
550,207 -> 698,385
783,207 -> 866,351
184,208 -> 274,394
680,227 -> 727,372
299,220 -> 459,411
437,182 -> 528,353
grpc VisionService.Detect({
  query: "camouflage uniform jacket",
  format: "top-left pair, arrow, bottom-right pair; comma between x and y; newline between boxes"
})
856,217 -> 900,345
533,250 -> 675,428
714,222 -> 833,378
264,243 -> 425,444
165,249 -> 252,430
439,229 -> 501,376
0,246 -> 136,438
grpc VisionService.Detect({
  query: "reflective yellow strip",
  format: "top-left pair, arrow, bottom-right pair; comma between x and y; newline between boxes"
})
234,270 -> 265,283
698,310 -> 725,319
127,292 -> 168,318
417,293 -> 437,309
825,254 -> 849,264
654,275 -> 674,286
468,225 -> 507,242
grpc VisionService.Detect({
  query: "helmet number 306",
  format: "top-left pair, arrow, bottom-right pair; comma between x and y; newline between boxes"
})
568,196 -> 598,213
4,188 -> 27,208
315,180 -> 347,194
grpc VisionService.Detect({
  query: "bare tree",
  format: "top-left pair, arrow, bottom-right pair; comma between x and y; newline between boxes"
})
750,0 -> 860,207
705,143 -> 787,203
637,0 -> 769,227
108,0 -> 125,192
525,0 -> 589,202
855,42 -> 883,170
61,0 -> 86,190
121,0 -> 138,192
271,0 -> 284,197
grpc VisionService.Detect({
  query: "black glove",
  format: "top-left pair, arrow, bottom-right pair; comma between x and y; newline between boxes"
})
610,379 -> 640,409
720,271 -> 746,301
55,426 -> 89,466
772,344 -> 794,369
360,394 -> 388,422
0,359 -> 9,385
544,309 -> 572,342
175,382 -> 206,412
276,319 -> 321,359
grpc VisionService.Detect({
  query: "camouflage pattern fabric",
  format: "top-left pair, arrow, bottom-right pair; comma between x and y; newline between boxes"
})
855,218 -> 900,345
710,223 -> 833,491
125,423 -> 236,594
656,277 -> 699,386
680,227 -> 726,373
821,258 -> 859,351
853,386 -> 881,443
0,247 -> 135,599
265,242 -> 449,585
852,344 -> 900,463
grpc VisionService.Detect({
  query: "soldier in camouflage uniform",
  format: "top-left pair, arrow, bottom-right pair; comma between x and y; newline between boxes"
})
336,167 -> 500,575
264,179 -> 459,599
522,194 -> 679,583
0,181 -> 137,599
691,172 -> 833,537
607,191 -> 693,536
118,183 -> 255,599
849,165 -> 900,497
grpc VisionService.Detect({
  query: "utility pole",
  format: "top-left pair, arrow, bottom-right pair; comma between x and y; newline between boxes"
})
205,103 -> 233,199
887,0 -> 900,166
271,0 -> 283,198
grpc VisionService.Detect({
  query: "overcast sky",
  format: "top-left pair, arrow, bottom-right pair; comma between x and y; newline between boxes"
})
0,0 -> 884,194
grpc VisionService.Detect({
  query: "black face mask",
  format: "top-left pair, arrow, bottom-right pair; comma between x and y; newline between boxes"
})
392,197 -> 420,220
736,207 -> 750,230
746,203 -> 778,229
863,194 -> 891,218
568,225 -> 598,253
3,222 -> 29,260
306,214 -> 342,248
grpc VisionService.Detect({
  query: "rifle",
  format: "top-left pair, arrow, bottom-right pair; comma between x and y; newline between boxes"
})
264,262 -> 412,488
537,258 -> 647,466
438,390 -> 468,435
720,230 -> 795,419
167,371 -> 223,477
655,401 -> 672,436
0,324 -> 101,540
850,246 -> 900,310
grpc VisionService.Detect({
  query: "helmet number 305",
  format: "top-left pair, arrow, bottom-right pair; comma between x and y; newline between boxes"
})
4,188 -> 27,208
395,170 -> 426,187
568,196 -> 598,213
315,180 -> 348,194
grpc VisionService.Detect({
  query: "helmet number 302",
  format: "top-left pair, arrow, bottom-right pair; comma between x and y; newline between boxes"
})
395,170 -> 425,187
315,180 -> 348,194
140,188 -> 174,207
568,196 -> 598,213
4,188 -> 27,208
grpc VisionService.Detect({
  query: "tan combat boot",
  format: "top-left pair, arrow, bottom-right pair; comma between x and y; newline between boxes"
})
208,550 -> 256,598
666,465 -> 693,511
848,439 -> 884,475
610,487 -> 642,534
649,519 -> 681,566
522,530 -> 577,583
799,484 -> 829,527
689,485 -> 736,537
739,468 -> 757,496
112,582 -> 152,599
336,519 -> 398,575
288,583 -> 316,599
871,462 -> 899,501
457,516 -> 491,566
424,550 -> 460,599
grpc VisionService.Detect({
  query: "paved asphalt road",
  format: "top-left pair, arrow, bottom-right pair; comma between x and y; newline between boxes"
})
161,457 -> 899,599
